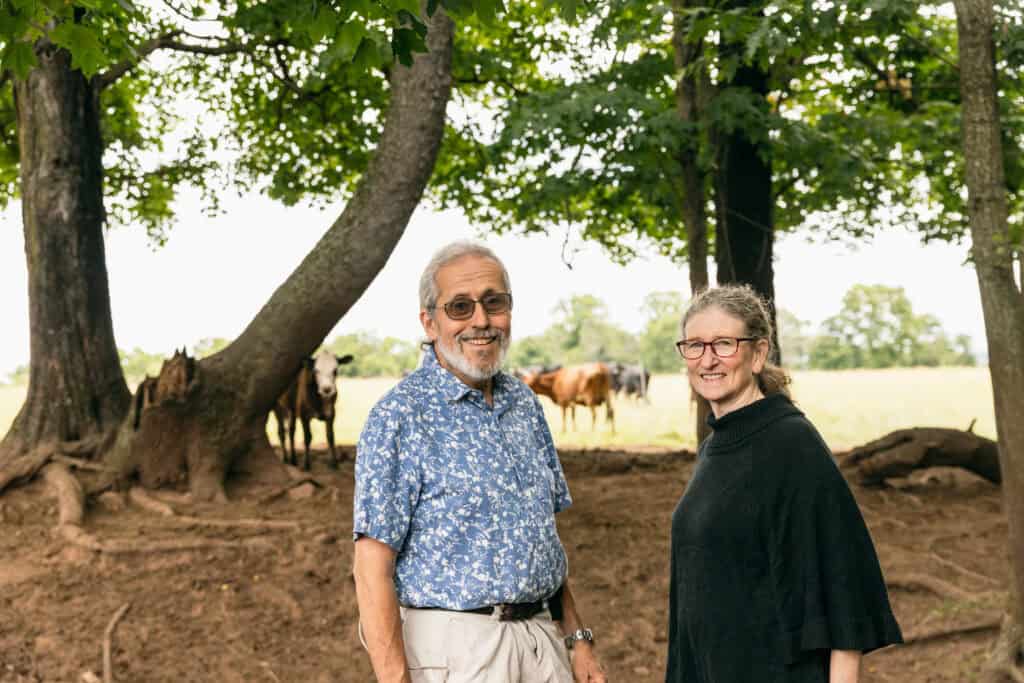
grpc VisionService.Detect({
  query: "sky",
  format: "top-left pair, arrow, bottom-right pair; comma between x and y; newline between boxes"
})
0,192 -> 985,378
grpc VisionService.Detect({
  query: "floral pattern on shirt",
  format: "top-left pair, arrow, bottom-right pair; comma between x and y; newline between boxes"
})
354,347 -> 572,609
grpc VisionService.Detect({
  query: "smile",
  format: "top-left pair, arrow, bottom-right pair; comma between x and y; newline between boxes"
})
461,337 -> 497,346
701,373 -> 726,380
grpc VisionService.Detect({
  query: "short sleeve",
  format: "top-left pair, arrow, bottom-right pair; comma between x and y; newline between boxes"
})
352,401 -> 421,551
768,429 -> 903,663
533,394 -> 572,513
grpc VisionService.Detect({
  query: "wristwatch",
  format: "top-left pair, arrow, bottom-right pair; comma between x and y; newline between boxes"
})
564,628 -> 594,650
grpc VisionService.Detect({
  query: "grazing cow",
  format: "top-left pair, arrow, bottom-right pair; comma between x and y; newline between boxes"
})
272,350 -> 354,470
132,348 -> 198,430
608,362 -> 651,402
522,362 -> 615,433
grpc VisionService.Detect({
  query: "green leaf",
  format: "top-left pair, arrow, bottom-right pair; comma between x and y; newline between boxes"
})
336,20 -> 367,61
426,0 -> 441,17
49,22 -> 107,76
393,27 -> 426,66
306,6 -> 338,43
475,0 -> 504,26
1,40 -> 36,79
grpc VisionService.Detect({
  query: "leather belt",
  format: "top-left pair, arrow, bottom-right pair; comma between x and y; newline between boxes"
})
407,585 -> 564,623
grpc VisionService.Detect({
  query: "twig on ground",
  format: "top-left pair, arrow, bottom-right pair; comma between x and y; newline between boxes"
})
103,602 -> 132,683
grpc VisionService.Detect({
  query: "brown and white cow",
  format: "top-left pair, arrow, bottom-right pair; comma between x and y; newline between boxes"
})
272,349 -> 354,470
522,362 -> 615,433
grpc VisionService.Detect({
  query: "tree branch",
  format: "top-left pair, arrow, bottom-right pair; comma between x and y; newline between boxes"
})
95,32 -> 277,90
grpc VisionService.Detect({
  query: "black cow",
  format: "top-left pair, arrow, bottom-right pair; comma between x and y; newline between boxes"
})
608,362 -> 651,402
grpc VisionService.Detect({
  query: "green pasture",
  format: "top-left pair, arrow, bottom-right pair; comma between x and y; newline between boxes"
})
0,367 -> 996,454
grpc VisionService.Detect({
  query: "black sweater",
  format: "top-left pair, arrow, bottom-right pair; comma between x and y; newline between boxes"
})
665,394 -> 902,683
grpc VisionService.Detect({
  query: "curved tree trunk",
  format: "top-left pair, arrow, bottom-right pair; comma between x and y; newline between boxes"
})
953,1 -> 1024,679
0,39 -> 130,463
105,9 -> 456,501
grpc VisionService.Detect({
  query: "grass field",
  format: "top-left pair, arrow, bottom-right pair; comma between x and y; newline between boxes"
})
0,366 -> 996,452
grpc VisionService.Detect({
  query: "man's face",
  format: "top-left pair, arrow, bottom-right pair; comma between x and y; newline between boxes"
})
419,254 -> 511,388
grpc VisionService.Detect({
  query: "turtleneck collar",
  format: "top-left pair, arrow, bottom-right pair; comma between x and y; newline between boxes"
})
705,393 -> 802,452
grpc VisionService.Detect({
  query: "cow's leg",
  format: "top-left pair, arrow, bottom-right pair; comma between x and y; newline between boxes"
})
326,417 -> 338,469
301,416 -> 313,471
590,404 -> 598,430
286,413 -> 298,466
560,405 -> 568,433
607,397 -> 616,434
275,411 -> 287,463
570,405 -> 577,431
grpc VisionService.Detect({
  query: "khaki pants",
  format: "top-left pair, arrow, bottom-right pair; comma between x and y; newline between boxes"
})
399,607 -> 574,683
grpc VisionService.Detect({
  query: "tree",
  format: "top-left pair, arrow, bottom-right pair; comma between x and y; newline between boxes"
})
952,1 -> 1024,679
0,2 -> 458,501
639,291 -> 687,373
775,308 -> 811,369
807,284 -> 974,369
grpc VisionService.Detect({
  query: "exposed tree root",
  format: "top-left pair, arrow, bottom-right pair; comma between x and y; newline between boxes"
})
256,476 -> 321,506
0,433 -> 112,495
842,427 -> 1001,486
42,462 -> 276,555
886,572 -> 983,602
103,602 -> 131,683
128,487 -> 301,530
54,455 -> 115,473
902,614 -> 1002,645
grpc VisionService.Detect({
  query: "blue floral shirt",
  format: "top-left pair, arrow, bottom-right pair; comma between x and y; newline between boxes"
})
353,347 -> 572,609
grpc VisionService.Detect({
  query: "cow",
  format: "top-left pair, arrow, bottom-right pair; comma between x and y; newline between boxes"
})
522,362 -> 615,433
271,350 -> 354,471
608,362 -> 651,402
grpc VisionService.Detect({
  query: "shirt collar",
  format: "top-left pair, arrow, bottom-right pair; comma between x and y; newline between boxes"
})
422,345 -> 513,410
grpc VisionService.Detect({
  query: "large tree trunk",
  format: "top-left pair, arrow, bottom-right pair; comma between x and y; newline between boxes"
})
0,39 -> 131,462
105,9 -> 456,501
672,0 -> 713,443
711,0 -> 778,363
953,1 -> 1024,679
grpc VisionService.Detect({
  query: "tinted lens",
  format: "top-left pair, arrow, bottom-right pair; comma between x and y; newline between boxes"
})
445,298 -> 476,319
712,338 -> 738,356
481,293 -> 512,314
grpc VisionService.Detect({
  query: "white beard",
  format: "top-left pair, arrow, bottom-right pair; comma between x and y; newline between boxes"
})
436,329 -> 509,382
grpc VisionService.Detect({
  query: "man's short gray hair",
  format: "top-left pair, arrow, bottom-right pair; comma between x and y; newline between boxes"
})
419,241 -> 512,314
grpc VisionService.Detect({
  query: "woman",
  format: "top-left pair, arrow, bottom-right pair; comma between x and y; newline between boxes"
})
666,285 -> 902,683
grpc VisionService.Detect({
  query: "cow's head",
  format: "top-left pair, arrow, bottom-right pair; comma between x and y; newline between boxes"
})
311,350 -> 354,399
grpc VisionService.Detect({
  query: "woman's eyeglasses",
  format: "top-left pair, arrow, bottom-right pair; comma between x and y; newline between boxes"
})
676,337 -> 758,360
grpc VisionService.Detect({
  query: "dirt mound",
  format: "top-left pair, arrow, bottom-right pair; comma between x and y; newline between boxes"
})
0,447 -> 1005,682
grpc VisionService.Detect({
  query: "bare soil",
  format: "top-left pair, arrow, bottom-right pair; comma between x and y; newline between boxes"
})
0,446 -> 1006,682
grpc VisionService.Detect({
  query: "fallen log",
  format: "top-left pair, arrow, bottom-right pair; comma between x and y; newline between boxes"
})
840,426 -> 1000,486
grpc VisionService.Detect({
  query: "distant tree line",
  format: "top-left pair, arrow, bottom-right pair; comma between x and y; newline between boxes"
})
0,284 -> 975,386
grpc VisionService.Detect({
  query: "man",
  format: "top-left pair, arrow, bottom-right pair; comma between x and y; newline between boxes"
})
353,241 -> 606,683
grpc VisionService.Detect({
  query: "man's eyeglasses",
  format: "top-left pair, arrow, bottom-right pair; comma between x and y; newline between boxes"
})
433,292 -> 513,321
676,337 -> 758,360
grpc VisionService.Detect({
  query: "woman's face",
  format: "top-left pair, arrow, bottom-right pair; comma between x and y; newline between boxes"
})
683,306 -> 769,417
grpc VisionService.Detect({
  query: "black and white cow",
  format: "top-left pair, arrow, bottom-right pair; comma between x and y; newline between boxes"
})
272,350 -> 354,470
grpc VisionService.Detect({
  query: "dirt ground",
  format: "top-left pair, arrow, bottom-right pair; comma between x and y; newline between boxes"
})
0,445 -> 1007,683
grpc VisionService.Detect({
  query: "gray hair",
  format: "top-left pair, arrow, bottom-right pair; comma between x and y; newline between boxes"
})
681,284 -> 791,398
419,241 -> 511,315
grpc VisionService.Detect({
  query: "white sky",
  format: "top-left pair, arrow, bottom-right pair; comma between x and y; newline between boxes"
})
0,192 -> 985,377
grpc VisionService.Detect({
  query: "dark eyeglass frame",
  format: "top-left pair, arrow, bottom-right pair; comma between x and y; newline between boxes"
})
675,336 -> 759,360
432,292 -> 513,321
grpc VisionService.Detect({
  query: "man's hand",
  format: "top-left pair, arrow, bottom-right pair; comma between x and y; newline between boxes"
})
571,642 -> 607,683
